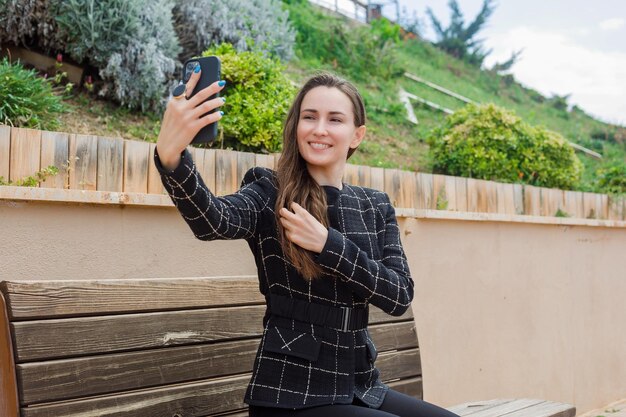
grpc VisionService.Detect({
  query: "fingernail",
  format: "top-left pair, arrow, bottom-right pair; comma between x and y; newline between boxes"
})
194,64 -> 201,73
218,80 -> 226,87
221,97 -> 226,102
219,111 -> 224,116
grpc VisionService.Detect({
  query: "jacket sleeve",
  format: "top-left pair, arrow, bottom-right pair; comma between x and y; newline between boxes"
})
315,193 -> 414,316
154,147 -> 275,241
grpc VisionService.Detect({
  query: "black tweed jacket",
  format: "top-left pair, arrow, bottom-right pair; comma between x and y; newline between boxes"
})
154,148 -> 414,410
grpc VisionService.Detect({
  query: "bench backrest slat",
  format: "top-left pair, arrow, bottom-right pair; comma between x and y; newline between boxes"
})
1,277 -> 264,319
17,321 -> 419,404
1,277 -> 422,416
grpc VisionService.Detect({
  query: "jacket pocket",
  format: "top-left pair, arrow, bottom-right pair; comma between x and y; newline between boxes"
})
264,326 -> 322,362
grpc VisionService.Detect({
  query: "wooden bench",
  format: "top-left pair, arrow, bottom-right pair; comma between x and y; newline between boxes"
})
0,277 -> 575,417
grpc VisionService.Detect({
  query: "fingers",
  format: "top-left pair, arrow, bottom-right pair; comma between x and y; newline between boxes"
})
192,107 -> 224,131
191,96 -> 226,120
184,63 -> 202,97
188,79 -> 226,108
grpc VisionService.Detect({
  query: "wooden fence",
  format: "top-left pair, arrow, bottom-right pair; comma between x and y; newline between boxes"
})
1,126 -> 624,220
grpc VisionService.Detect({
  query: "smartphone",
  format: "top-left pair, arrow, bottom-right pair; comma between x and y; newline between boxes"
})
182,56 -> 221,144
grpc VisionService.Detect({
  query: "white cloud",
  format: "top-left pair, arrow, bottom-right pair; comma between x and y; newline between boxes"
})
600,18 -> 625,31
484,27 -> 626,125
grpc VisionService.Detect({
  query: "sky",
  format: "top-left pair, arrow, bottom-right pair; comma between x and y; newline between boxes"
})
376,0 -> 626,126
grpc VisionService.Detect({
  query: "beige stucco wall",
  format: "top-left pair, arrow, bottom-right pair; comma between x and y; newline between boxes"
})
1,197 -> 625,414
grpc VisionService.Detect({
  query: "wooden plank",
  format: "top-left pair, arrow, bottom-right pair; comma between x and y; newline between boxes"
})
370,167 -> 385,192
96,136 -> 124,192
384,168 -> 402,207
387,376 -> 423,400
432,174 -> 447,210
1,278 -> 415,322
541,188 -> 564,217
0,125 -> 10,181
147,143 -> 166,194
0,292 -> 19,417
523,185 -> 541,216
9,127 -> 41,184
448,399 -> 515,416
12,305 -> 267,361
498,401 -> 575,417
215,150 -> 238,196
11,303 -> 414,362
512,184 -> 524,215
254,153 -> 274,170
344,163 -> 360,186
39,131 -> 69,189
237,152 -> 256,188
20,374 -> 251,417
18,321 -> 418,404
609,196 -> 625,221
416,172 -> 434,209
599,194 -> 609,220
356,164 -> 372,188
563,190 -> 584,219
1,277 -> 264,319
466,178 -> 479,212
369,321 -> 418,351
485,180 -> 498,213
402,170 -> 419,208
377,348 -> 421,380
460,399 -> 544,417
18,339 -> 260,404
583,192 -> 599,219
200,148 -> 217,192
343,164 -> 372,188
370,304 -> 414,324
123,140 -> 150,193
188,147 -> 206,187
497,183 -> 516,215
455,176 -> 468,211
69,134 -> 97,190
20,369 -> 426,417
404,72 -> 475,104
444,175 -> 457,210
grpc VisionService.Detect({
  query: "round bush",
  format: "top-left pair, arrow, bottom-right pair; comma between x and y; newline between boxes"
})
203,43 -> 296,153
0,57 -> 66,130
427,103 -> 582,190
594,160 -> 626,195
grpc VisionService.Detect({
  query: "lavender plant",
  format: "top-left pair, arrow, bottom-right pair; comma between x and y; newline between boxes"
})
173,0 -> 295,61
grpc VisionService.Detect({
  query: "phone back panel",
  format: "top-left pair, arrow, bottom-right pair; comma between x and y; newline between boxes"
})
182,56 -> 221,144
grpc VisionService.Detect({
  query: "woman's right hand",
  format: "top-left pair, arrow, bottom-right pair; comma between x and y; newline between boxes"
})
156,64 -> 226,171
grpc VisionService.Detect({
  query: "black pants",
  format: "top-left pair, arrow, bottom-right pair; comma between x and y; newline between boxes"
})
248,389 -> 460,417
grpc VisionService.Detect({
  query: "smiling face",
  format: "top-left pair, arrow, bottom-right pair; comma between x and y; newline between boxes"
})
296,86 -> 366,181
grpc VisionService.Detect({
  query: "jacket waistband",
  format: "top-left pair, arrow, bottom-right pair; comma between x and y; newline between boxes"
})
268,294 -> 368,332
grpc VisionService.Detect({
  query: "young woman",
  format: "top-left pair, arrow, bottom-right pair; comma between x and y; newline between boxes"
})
154,67 -> 458,417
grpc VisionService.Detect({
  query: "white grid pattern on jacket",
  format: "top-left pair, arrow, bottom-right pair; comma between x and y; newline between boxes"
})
155,148 -> 414,409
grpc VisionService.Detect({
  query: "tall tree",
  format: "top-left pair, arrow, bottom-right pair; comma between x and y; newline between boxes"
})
427,0 -> 496,66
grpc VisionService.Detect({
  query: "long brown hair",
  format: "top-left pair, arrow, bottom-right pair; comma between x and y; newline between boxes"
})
275,72 -> 366,280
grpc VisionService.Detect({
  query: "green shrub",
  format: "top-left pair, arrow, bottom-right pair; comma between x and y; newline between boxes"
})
54,0 -> 180,111
173,0 -> 295,61
0,166 -> 59,187
594,160 -> 626,195
0,58 -> 67,129
284,1 -> 403,82
427,103 -> 583,190
202,43 -> 296,153
1,0 -> 180,112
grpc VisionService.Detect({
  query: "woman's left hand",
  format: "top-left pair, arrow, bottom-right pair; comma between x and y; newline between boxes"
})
279,202 -> 328,253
